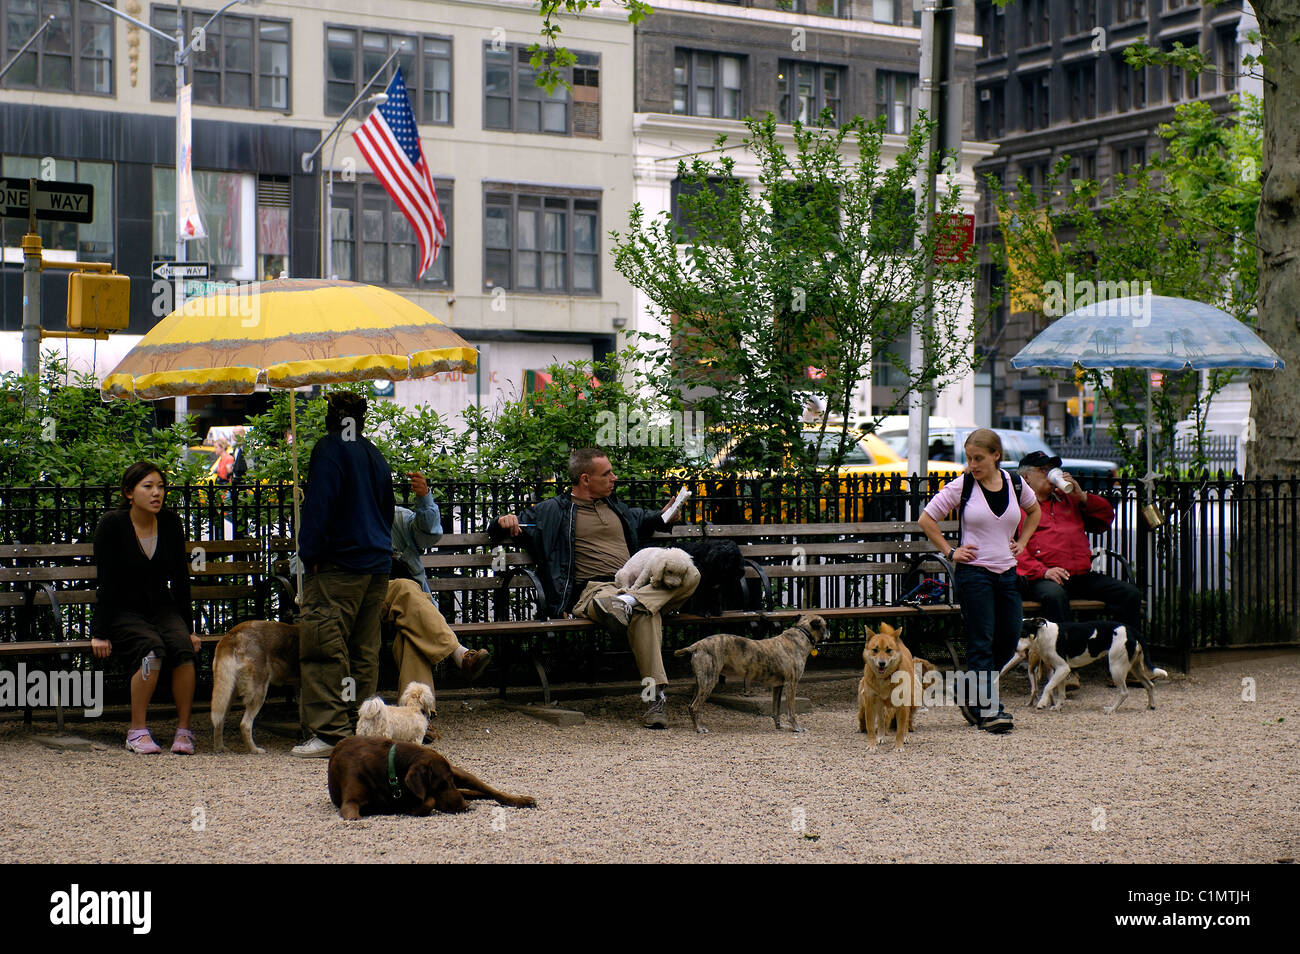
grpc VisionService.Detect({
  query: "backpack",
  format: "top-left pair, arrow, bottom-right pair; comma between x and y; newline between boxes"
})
957,469 -> 1022,548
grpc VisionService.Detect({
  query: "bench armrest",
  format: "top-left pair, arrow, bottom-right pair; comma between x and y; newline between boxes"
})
741,558 -> 773,613
1091,548 -> 1135,585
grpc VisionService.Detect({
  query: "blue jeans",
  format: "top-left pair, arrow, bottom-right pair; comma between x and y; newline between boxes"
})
955,564 -> 1022,716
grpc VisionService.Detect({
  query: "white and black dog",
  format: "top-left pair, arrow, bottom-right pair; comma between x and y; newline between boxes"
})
999,618 -> 1168,713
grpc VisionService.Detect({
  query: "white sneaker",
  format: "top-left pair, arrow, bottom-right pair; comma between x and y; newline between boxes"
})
290,736 -> 335,758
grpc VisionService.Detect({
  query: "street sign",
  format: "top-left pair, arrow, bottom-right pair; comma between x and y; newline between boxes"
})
153,261 -> 211,281
933,213 -> 975,264
0,178 -> 94,223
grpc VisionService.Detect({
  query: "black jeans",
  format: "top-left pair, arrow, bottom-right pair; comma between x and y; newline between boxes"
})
955,563 -> 1021,717
1018,571 -> 1149,658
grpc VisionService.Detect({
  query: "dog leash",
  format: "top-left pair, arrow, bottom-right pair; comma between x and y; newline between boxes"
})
387,744 -> 404,801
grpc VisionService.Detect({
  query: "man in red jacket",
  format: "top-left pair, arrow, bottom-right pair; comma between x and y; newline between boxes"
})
1015,452 -> 1148,661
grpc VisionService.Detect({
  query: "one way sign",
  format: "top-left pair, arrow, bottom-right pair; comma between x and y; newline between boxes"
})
0,178 -> 95,223
152,261 -> 210,280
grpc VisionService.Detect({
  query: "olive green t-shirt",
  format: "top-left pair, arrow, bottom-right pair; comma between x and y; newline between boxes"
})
573,498 -> 630,581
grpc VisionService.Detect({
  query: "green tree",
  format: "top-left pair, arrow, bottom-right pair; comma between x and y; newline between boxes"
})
0,352 -> 199,487
611,113 -> 979,475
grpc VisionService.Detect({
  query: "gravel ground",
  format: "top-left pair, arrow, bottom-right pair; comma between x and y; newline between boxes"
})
1,652 -> 1296,864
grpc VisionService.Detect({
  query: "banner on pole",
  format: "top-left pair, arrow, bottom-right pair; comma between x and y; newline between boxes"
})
177,84 -> 206,242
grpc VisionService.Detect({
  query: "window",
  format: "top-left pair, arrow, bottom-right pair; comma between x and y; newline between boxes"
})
2,156 -> 113,260
1065,63 -> 1096,122
1021,160 -> 1052,198
152,167 -> 255,278
1115,0 -> 1146,22
788,0 -> 843,16
484,189 -> 599,295
779,61 -> 842,127
485,45 -> 598,136
1163,37 -> 1199,103
1114,54 -> 1146,111
670,176 -> 738,244
1066,0 -> 1095,35
256,176 -> 290,281
326,29 -> 450,124
1067,153 -> 1096,185
152,6 -> 291,110
1020,0 -> 1049,46
1113,143 -> 1146,180
869,187 -> 915,254
871,0 -> 894,25
329,180 -> 452,287
1217,29 -> 1239,92
673,50 -> 744,120
1020,73 -> 1050,131
1,0 -> 113,95
978,85 -> 1005,140
977,2 -> 1006,58
876,72 -> 917,134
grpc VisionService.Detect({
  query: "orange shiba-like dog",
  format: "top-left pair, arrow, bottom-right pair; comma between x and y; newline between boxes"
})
856,623 -> 923,751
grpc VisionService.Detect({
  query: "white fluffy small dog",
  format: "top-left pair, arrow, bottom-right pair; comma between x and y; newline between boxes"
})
355,682 -> 437,743
615,547 -> 695,591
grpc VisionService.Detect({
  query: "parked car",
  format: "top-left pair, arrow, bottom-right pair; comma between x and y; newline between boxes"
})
875,426 -> 1118,478
702,425 -> 964,478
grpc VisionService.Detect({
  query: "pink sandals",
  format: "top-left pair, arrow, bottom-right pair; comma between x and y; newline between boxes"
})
170,728 -> 195,755
125,729 -> 162,754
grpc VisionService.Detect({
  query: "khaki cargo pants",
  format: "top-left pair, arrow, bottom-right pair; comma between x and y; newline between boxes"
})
572,566 -> 700,687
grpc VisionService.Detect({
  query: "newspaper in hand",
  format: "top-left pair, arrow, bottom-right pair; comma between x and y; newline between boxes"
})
661,486 -> 691,522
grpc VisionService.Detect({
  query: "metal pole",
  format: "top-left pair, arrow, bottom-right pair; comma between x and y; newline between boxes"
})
20,180 -> 41,377
906,0 -> 947,487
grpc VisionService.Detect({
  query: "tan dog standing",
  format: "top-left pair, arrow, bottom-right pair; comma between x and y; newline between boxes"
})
857,622 -> 922,751
674,613 -> 826,734
211,620 -> 300,753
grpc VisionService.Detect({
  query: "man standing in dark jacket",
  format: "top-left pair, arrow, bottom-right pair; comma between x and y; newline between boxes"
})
490,448 -> 698,729
291,392 -> 395,758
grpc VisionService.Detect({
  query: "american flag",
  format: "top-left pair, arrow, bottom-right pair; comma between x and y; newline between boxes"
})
352,68 -> 446,278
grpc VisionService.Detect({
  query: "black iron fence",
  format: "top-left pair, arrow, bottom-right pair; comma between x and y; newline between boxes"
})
2,474 -> 1297,661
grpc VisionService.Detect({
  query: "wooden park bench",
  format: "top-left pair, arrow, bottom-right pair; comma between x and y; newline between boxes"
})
267,520 -> 1121,705
0,538 -> 275,729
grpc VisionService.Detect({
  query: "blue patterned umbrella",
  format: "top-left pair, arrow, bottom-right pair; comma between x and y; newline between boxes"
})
1009,296 -> 1284,371
1010,296 -> 1284,480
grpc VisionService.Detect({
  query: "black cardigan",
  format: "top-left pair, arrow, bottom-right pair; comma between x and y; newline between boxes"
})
91,508 -> 193,639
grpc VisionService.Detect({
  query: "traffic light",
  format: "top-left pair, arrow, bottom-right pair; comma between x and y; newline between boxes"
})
66,271 -> 130,332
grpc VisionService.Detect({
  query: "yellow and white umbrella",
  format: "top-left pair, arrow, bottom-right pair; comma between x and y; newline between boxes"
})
102,278 -> 475,399
102,278 -> 477,598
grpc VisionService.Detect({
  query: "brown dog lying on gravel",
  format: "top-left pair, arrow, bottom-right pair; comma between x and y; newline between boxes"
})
673,613 -> 826,734
327,736 -> 537,819
211,620 -> 300,753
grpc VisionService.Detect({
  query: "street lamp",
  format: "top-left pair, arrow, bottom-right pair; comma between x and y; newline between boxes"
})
90,0 -> 261,312
300,50 -> 400,279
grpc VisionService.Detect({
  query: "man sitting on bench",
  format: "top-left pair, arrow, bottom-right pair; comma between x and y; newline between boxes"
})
489,447 -> 698,729
1015,451 -> 1154,670
383,471 -> 491,703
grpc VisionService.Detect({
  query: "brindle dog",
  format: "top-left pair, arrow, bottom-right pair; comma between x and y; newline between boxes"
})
673,614 -> 826,734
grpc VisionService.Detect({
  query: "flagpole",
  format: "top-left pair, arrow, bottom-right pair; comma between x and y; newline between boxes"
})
301,50 -> 401,278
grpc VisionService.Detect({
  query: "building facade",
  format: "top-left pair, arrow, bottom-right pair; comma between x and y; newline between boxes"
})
0,0 -> 634,430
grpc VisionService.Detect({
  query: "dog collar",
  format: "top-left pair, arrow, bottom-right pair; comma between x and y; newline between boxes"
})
792,622 -> 819,655
387,744 -> 404,801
